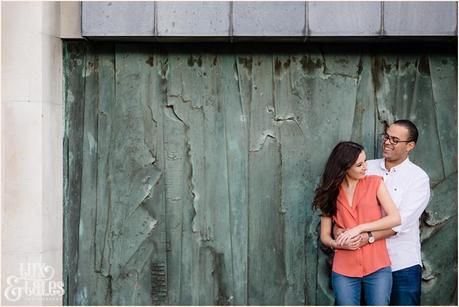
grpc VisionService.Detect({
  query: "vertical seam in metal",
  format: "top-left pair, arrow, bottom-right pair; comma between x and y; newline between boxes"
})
303,1 -> 309,42
456,2 -> 458,36
154,1 -> 158,38
229,1 -> 234,43
380,1 -> 385,36
80,2 -> 84,37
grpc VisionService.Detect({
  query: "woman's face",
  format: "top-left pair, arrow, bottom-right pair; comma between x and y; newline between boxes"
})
346,150 -> 367,180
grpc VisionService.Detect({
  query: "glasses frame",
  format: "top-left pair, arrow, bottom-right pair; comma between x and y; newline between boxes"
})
380,133 -> 413,145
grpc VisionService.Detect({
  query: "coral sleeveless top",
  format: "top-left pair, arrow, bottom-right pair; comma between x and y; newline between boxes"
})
332,175 -> 391,277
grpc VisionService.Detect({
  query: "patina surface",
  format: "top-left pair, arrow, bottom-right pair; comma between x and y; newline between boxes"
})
64,42 -> 457,305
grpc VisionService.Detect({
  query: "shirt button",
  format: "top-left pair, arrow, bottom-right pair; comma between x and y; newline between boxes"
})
385,173 -> 388,175
394,188 -> 397,191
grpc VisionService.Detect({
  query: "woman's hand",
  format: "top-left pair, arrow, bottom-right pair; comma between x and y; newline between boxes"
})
335,225 -> 363,246
335,234 -> 362,250
333,225 -> 346,238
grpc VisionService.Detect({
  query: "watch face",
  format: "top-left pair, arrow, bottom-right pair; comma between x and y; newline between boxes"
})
368,236 -> 375,243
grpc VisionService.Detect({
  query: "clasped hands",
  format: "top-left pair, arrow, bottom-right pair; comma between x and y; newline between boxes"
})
334,225 -> 368,251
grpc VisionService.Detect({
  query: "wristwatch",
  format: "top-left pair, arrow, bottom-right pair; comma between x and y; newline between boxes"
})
368,231 -> 375,244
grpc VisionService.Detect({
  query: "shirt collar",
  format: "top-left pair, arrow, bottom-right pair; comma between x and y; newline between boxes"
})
379,157 -> 411,171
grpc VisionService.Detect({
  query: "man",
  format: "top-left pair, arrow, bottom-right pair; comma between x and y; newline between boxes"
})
335,119 -> 430,305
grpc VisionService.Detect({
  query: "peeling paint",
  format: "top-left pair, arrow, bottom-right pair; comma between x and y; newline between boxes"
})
87,132 -> 97,155
146,56 -> 154,67
273,115 -> 304,135
75,286 -> 88,305
79,221 -> 84,237
67,90 -> 75,104
249,130 -> 277,152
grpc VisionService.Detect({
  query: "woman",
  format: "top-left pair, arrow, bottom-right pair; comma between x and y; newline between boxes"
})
312,141 -> 401,306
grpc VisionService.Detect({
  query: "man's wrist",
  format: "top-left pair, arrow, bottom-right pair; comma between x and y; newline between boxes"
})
367,231 -> 375,243
359,232 -> 369,247
362,232 -> 369,240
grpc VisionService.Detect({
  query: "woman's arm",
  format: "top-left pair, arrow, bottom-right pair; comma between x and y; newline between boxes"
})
320,216 -> 360,251
336,181 -> 401,245
320,216 -> 335,249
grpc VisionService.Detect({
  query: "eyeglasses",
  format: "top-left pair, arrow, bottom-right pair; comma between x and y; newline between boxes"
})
380,133 -> 412,145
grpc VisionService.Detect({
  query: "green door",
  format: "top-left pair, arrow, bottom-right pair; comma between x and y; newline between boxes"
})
64,42 -> 457,305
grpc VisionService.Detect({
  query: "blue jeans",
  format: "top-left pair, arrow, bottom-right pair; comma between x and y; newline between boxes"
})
332,266 -> 392,306
390,265 -> 422,306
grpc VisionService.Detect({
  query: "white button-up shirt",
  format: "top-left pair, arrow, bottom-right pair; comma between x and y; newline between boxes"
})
367,157 -> 430,272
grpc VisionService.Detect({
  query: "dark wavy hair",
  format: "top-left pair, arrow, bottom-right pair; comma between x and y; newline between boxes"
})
312,141 -> 364,217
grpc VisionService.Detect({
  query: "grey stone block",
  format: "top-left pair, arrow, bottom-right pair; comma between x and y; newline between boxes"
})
82,2 -> 155,36
384,2 -> 457,36
80,1 -> 458,39
308,2 -> 381,36
157,1 -> 230,36
233,2 -> 306,36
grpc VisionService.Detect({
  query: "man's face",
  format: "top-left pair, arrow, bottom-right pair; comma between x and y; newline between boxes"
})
382,124 -> 415,163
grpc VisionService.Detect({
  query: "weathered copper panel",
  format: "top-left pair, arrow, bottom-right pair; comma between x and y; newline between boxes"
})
64,42 -> 457,305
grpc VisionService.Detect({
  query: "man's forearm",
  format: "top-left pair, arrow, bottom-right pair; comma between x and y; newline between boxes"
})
358,228 -> 396,248
372,228 -> 396,241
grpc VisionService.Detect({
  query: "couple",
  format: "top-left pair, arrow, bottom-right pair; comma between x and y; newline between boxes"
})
313,120 -> 430,306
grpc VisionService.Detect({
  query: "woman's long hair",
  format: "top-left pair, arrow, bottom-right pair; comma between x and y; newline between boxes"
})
312,141 -> 364,217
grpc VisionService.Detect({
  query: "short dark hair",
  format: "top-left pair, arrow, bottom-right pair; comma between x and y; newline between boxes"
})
393,119 -> 419,143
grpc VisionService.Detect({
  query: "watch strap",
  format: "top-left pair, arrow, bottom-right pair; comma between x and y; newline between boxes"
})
367,231 -> 375,243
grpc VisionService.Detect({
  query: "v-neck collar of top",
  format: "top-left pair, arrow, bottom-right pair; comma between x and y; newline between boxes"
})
379,157 -> 411,172
337,178 -> 365,221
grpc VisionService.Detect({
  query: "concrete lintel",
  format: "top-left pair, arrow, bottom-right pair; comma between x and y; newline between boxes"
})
80,1 -> 458,39
383,2 -> 458,36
